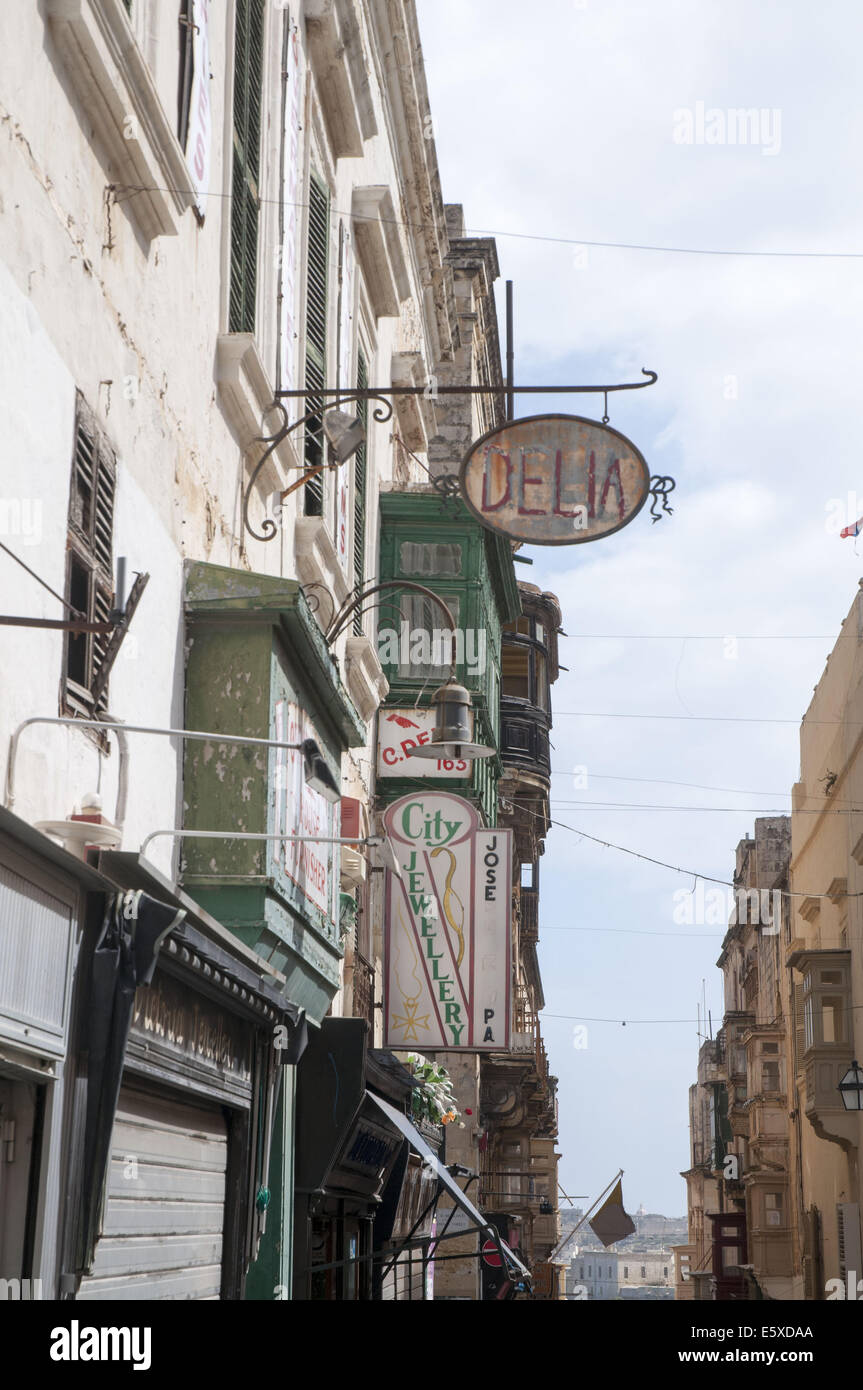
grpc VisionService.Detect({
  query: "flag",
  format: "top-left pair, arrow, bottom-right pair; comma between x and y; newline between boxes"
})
840,516 -> 863,539
589,1179 -> 636,1248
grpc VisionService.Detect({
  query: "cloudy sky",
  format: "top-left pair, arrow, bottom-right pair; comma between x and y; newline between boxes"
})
417,0 -> 863,1216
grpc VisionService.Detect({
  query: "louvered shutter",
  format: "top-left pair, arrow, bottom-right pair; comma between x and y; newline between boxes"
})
65,396 -> 116,715
229,0 -> 264,334
304,171 -> 330,516
838,1202 -> 862,1286
352,352 -> 368,631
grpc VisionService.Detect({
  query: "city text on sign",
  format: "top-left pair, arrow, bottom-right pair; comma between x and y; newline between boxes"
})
459,414 -> 651,545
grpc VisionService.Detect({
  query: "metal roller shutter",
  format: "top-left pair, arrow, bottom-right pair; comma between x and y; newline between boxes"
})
78,1085 -> 228,1301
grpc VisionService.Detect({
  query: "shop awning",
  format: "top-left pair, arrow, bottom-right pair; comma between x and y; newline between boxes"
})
368,1092 -> 530,1281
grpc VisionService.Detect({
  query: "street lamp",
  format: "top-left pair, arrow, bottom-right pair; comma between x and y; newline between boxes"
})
319,581 -> 496,762
405,678 -> 495,762
838,1060 -> 863,1111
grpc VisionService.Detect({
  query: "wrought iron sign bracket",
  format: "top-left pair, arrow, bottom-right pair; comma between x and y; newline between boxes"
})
243,371 -> 662,543
242,393 -> 395,544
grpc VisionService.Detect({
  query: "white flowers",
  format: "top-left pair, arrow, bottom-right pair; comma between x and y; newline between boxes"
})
407,1052 -> 461,1126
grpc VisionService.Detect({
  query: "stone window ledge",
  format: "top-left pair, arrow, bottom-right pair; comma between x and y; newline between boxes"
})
391,351 -> 435,452
216,333 -> 301,493
344,636 -> 389,723
352,186 -> 410,318
305,0 -> 377,158
46,0 -> 195,241
294,518 -> 351,616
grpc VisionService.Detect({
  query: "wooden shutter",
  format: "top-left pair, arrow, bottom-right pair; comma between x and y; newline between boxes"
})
229,0 -> 264,333
177,0 -> 194,145
838,1202 -> 862,1285
352,352 -> 368,632
64,396 -> 115,716
304,171 -> 330,516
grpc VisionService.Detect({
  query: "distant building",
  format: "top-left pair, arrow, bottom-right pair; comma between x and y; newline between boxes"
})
618,1248 -> 675,1299
567,1250 -> 619,1300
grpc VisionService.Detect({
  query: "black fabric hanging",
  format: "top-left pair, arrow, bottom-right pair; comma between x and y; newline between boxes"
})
79,889 -> 185,1274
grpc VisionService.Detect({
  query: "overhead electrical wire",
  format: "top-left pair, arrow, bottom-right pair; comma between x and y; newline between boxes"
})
108,184 -> 863,261
553,709 -> 860,726
550,771 -> 790,796
512,800 -> 863,901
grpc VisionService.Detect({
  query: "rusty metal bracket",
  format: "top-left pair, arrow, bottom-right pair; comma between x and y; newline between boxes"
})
243,393 -> 394,543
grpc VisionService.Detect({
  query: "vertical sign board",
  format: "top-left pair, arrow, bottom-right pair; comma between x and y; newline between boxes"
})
186,0 -> 212,219
274,699 -> 334,921
383,793 -> 511,1051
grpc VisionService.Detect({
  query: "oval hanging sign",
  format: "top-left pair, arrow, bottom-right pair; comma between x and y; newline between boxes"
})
459,413 -> 651,546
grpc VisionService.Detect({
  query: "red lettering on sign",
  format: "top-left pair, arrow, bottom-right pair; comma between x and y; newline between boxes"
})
481,447 -> 512,511
517,450 -> 544,515
600,458 -> 625,519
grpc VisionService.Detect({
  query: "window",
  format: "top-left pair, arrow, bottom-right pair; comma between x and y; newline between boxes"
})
303,170 -> 330,516
229,0 -> 265,333
623,1266 -> 628,1279
765,1192 -> 783,1227
399,542 -> 462,576
663,1266 -> 668,1278
804,995 -> 814,1051
762,1061 -> 780,1093
397,592 -> 460,680
503,616 -> 532,637
352,352 -> 368,635
63,395 -> 116,718
822,997 -> 844,1043
640,1266 -> 646,1279
502,641 -> 530,700
587,1266 -> 591,1278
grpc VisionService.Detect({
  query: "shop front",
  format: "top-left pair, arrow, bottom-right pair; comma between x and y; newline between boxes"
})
0,807 -> 110,1300
57,854 -> 304,1301
293,1018 -> 528,1300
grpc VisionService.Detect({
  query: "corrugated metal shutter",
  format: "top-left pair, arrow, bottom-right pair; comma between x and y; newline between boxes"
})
304,171 -> 329,516
229,0 -> 264,333
78,1087 -> 228,1300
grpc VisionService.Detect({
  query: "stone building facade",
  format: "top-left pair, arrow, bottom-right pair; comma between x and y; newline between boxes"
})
680,591 -> 863,1301
0,0 -> 560,1301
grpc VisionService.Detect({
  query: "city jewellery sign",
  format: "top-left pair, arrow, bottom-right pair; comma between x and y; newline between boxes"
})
459,413 -> 651,545
383,793 -> 512,1051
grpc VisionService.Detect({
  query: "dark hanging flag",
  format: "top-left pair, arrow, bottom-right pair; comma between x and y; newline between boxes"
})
589,1179 -> 636,1248
79,890 -> 185,1273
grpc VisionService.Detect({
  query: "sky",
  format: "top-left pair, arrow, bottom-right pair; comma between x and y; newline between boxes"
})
416,0 -> 863,1215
